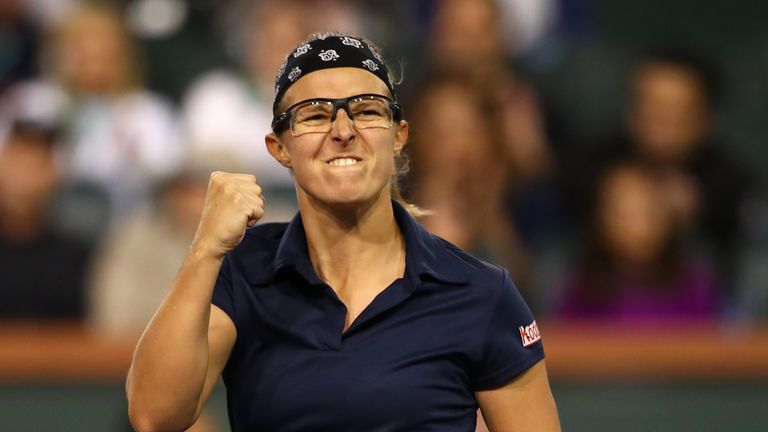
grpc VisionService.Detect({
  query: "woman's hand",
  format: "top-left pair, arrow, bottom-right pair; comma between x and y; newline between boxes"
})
192,171 -> 265,259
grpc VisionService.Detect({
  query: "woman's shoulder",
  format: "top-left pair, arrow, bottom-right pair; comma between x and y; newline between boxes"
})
428,234 -> 514,295
239,221 -> 290,248
226,222 -> 291,268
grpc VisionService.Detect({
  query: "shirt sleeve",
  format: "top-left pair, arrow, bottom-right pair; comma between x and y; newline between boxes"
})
211,255 -> 237,325
471,268 -> 545,391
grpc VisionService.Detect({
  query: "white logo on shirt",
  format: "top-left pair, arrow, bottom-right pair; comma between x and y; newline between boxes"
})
519,320 -> 541,347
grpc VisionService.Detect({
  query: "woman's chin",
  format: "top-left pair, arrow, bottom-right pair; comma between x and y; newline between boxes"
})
305,187 -> 387,210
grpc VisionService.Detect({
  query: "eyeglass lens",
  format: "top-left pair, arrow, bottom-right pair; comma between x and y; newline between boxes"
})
290,96 -> 393,136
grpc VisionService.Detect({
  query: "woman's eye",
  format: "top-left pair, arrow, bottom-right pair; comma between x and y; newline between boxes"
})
297,112 -> 330,122
355,108 -> 385,117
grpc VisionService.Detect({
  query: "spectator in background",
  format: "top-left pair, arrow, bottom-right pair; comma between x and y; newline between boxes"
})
426,0 -> 564,252
52,3 -> 184,216
428,0 -> 508,88
626,51 -> 746,243
0,0 -> 41,92
572,49 -> 753,302
0,121 -> 90,319
556,162 -> 720,323
88,151 -> 238,335
0,3 -> 184,240
406,77 -> 531,291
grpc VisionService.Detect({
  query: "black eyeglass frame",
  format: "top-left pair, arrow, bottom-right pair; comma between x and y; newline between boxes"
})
271,93 -> 403,134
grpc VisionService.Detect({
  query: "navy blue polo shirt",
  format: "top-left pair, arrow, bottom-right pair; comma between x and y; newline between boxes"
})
212,201 -> 544,431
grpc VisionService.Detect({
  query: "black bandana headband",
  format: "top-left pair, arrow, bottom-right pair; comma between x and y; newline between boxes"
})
272,35 -> 396,116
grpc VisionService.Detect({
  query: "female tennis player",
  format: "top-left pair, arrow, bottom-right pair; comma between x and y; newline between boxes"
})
127,33 -> 560,432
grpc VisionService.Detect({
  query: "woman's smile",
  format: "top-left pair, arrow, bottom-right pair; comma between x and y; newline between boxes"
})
328,157 -> 359,166
323,154 -> 366,175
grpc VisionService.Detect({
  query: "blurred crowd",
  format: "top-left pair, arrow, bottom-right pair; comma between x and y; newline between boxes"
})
2,0 -> 768,338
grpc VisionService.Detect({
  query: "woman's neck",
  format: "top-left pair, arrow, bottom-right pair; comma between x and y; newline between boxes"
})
299,192 -> 405,288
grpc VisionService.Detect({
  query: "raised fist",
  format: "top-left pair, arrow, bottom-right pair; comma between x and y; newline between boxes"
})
192,171 -> 265,258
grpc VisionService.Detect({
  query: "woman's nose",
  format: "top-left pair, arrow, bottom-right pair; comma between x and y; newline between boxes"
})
329,108 -> 356,142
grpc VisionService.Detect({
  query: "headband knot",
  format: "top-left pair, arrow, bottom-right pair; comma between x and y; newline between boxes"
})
272,35 -> 396,116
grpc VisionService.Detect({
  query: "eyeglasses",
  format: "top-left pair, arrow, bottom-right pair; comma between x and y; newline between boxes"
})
272,93 -> 402,136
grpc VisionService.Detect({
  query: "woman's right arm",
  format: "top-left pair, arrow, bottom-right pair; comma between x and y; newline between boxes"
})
127,172 -> 265,432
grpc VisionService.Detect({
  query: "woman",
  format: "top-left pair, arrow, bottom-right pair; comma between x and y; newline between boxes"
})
127,33 -> 559,432
556,161 -> 720,322
406,76 -> 531,290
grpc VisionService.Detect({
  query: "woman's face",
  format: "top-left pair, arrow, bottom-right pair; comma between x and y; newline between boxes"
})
628,64 -> 711,163
597,166 -> 670,265
0,136 -> 58,219
58,9 -> 132,93
266,68 -> 407,208
246,2 -> 307,84
431,0 -> 503,72
412,84 -> 492,179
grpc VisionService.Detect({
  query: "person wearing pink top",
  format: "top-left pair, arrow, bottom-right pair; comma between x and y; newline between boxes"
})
556,161 -> 720,323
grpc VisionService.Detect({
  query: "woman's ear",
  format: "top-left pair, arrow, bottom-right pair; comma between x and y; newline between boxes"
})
266,133 -> 292,168
393,120 -> 409,156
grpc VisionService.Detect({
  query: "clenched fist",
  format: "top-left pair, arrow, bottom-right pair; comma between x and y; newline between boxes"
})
192,171 -> 265,259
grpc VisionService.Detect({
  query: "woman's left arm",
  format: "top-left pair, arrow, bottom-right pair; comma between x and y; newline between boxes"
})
476,360 -> 561,432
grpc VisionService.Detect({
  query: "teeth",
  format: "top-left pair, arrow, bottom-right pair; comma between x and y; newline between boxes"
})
328,158 -> 358,166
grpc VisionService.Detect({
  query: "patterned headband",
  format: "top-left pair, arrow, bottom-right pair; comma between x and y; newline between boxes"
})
272,35 -> 396,116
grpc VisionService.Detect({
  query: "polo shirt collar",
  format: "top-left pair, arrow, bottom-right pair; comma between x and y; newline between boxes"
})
392,200 -> 469,285
271,212 -> 322,285
268,200 -> 469,286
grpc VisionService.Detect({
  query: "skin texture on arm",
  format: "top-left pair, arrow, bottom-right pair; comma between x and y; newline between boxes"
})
126,252 -> 235,431
195,305 -> 237,417
126,172 -> 263,431
476,360 -> 561,432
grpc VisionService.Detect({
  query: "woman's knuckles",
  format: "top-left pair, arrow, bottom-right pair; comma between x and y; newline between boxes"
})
196,172 -> 267,251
